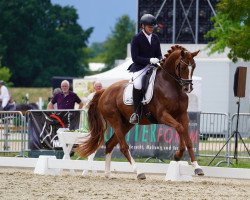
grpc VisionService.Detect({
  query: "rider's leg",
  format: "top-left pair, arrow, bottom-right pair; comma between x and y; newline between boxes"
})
129,87 -> 143,124
129,67 -> 149,124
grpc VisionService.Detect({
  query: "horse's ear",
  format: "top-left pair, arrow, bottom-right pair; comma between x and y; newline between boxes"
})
181,50 -> 185,58
191,50 -> 200,57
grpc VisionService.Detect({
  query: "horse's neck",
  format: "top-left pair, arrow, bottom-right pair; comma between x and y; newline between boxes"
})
157,66 -> 179,84
155,68 -> 182,96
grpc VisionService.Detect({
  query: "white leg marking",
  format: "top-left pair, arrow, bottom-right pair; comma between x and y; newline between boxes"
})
105,152 -> 112,178
89,151 -> 97,174
192,161 -> 201,169
128,150 -> 142,175
82,151 -> 97,176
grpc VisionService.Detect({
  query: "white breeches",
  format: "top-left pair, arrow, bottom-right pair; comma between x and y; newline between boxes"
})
132,65 -> 154,90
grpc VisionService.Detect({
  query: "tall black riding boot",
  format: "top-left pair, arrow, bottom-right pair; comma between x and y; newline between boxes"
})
129,87 -> 143,124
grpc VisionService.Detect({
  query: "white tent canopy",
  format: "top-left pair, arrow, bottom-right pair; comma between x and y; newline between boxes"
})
84,58 -> 133,88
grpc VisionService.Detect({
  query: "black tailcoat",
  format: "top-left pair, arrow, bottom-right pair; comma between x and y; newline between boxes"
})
128,31 -> 162,72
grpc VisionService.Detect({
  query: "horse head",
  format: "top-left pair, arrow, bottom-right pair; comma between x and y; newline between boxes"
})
160,45 -> 199,93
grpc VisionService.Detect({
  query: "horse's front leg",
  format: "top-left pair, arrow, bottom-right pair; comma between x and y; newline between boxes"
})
179,112 -> 204,176
173,133 -> 186,161
105,132 -> 146,180
160,112 -> 204,176
160,112 -> 186,160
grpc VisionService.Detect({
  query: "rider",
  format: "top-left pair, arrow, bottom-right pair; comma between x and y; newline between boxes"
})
127,14 -> 162,124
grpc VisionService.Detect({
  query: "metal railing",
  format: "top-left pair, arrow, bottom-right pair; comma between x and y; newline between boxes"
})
199,112 -> 250,166
199,112 -> 229,157
0,109 -> 88,157
0,110 -> 249,164
229,113 -> 250,159
0,111 -> 26,156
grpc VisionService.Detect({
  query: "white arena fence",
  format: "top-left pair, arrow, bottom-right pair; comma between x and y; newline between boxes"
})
0,110 -> 249,165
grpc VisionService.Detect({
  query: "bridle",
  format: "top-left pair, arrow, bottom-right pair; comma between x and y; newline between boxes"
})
176,59 -> 195,87
158,55 -> 195,92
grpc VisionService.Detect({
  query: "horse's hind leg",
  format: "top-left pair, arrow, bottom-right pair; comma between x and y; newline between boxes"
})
104,134 -> 117,178
105,122 -> 146,179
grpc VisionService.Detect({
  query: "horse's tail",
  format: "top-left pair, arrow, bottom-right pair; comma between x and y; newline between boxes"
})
77,89 -> 107,157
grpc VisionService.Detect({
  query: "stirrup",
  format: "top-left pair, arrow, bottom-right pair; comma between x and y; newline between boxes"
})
129,113 -> 139,124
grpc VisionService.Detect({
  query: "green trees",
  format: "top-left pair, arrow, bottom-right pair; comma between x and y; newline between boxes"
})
103,15 -> 135,69
0,0 -> 93,86
0,66 -> 12,85
89,15 -> 135,70
206,0 -> 250,62
0,1 -> 135,86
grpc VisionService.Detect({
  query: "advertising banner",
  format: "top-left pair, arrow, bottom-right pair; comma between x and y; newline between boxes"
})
28,111 -> 80,150
28,111 -> 199,160
96,112 -> 200,160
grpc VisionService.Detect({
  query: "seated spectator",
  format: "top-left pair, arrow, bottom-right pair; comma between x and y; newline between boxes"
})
86,81 -> 103,106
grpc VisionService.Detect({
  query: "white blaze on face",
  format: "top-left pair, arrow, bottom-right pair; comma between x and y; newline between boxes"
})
188,63 -> 193,80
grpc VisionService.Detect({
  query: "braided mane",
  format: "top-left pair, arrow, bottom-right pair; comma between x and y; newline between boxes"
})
161,45 -> 187,64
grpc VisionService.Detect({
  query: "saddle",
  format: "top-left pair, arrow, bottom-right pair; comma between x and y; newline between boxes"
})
123,67 -> 158,123
123,67 -> 158,105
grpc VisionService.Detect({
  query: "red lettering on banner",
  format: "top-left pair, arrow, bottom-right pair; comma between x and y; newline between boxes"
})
157,128 -> 163,142
189,129 -> 198,143
157,127 -> 198,145
163,128 -> 173,143
174,130 -> 180,143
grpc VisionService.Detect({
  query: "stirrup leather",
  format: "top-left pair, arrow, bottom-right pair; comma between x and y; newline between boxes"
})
129,113 -> 139,124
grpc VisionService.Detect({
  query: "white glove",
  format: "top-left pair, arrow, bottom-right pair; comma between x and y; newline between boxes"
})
150,58 -> 159,64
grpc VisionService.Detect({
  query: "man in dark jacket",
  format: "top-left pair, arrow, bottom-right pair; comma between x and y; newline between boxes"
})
128,14 -> 162,124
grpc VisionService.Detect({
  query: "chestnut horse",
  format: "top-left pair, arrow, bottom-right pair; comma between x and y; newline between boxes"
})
77,45 -> 204,179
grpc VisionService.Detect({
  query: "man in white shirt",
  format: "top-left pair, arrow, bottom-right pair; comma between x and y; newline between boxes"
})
0,80 -> 12,110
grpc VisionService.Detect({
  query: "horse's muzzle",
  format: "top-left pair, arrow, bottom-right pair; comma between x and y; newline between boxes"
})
181,79 -> 193,93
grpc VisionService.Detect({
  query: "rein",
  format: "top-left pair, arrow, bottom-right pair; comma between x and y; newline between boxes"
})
158,64 -> 182,84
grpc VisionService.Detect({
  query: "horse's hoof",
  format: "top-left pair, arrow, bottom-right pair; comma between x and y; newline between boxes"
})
82,170 -> 88,176
105,172 -> 111,178
137,173 -> 146,180
195,168 -> 204,176
173,154 -> 181,161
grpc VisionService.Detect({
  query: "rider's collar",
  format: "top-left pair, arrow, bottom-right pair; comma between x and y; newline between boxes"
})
142,30 -> 152,44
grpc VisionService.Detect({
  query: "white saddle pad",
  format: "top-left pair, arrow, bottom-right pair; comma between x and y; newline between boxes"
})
123,67 -> 158,105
